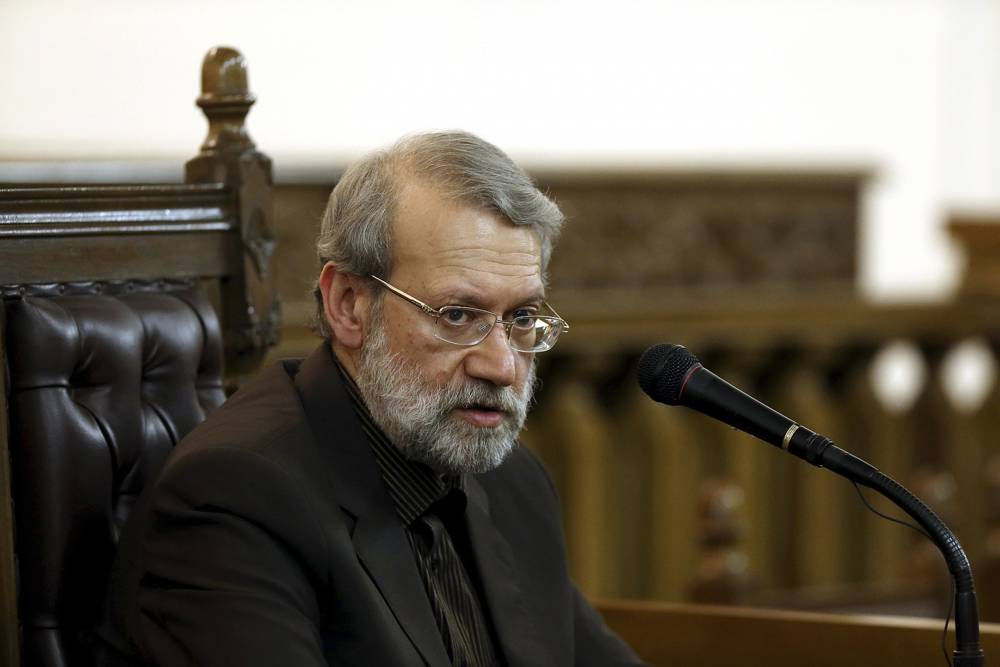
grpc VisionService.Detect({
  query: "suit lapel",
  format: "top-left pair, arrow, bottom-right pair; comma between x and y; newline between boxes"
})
293,345 -> 450,667
463,476 -> 550,667
350,513 -> 451,667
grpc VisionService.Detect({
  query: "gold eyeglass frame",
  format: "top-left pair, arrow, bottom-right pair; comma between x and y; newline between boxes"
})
369,275 -> 569,352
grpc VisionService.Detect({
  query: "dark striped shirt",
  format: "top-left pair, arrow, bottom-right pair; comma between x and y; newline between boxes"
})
336,363 -> 502,667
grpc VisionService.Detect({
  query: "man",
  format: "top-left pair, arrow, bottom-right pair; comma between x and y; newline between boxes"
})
98,131 -> 644,666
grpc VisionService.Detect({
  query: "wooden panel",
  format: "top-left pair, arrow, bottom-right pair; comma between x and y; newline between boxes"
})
267,171 -> 866,343
0,232 -> 234,284
596,598 -> 999,667
0,185 -> 237,284
271,184 -> 331,331
542,170 -> 864,299
0,184 -> 231,231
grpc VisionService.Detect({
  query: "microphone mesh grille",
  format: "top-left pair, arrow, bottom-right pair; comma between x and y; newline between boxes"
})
637,344 -> 700,405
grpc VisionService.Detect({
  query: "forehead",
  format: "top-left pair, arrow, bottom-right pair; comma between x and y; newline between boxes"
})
390,179 -> 543,300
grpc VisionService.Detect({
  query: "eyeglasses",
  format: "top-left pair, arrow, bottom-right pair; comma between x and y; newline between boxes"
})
369,275 -> 569,353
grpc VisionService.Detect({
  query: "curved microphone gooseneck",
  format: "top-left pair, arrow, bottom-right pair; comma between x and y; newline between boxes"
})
637,343 -> 984,666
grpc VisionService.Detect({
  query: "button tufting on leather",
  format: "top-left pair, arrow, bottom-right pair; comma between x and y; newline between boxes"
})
5,285 -> 227,661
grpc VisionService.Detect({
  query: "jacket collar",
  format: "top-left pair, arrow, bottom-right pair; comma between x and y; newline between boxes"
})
293,343 -> 547,666
293,344 -> 451,667
463,476 -> 551,666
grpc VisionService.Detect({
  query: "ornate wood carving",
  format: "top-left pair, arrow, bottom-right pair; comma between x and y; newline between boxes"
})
269,172 -> 867,358
185,46 -> 280,379
541,173 -> 862,304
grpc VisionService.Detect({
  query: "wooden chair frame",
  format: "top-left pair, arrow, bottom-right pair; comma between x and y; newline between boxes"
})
0,45 -> 279,666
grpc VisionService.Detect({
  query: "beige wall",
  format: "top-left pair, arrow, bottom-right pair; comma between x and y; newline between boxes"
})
3,0 -> 1000,302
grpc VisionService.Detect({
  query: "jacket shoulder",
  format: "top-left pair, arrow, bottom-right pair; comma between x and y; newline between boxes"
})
176,359 -> 308,459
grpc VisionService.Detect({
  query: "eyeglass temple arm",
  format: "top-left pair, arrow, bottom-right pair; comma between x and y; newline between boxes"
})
369,275 -> 439,316
544,301 -> 570,330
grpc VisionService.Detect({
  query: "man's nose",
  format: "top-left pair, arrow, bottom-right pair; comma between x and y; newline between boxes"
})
464,323 -> 518,387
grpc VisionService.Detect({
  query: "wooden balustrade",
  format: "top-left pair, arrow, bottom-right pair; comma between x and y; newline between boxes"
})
524,295 -> 1000,617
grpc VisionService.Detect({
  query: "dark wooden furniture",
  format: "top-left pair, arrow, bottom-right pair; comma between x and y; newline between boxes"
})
596,598 -> 1000,667
0,46 -> 278,667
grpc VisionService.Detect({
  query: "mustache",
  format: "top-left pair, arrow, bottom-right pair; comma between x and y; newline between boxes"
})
364,350 -> 531,416
440,381 -> 523,414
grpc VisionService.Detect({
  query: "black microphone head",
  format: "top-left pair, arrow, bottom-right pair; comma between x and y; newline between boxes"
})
637,344 -> 701,405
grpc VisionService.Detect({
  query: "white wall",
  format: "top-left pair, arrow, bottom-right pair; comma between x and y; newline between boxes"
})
3,0 -> 1000,301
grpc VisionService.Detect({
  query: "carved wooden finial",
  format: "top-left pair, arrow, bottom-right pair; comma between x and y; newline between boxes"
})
186,46 -> 279,382
196,46 -> 257,154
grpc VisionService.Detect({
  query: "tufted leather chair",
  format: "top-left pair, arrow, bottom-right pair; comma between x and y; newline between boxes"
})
0,46 -> 278,667
4,280 -> 227,666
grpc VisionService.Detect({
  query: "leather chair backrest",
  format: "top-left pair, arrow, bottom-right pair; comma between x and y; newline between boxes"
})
4,280 -> 226,666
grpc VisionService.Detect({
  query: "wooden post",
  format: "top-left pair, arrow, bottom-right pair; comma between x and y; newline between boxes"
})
833,342 -> 910,586
711,347 -> 785,591
0,305 -> 19,667
949,218 -> 1000,299
976,337 -> 1000,621
524,357 -> 617,597
623,378 -> 703,601
185,46 -> 280,381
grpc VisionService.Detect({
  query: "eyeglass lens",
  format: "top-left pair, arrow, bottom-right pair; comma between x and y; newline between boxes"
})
435,308 -> 561,351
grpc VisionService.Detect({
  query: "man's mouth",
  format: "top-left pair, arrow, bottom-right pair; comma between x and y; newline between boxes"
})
455,403 -> 506,427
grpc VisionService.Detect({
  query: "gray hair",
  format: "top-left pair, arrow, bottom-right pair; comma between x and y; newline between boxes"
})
313,130 -> 565,339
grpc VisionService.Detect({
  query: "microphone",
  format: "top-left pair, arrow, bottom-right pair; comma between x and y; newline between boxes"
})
637,342 -> 985,665
636,343 -> 834,467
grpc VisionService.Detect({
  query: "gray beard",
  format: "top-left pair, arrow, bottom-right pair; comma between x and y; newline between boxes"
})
355,318 -> 537,475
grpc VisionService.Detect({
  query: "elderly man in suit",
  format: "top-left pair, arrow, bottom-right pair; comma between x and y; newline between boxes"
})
98,131 -> 644,666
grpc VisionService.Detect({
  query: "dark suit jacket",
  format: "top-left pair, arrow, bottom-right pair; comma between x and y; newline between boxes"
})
97,344 -> 644,666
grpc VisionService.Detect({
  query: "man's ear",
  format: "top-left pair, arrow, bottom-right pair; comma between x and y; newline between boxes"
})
318,263 -> 367,349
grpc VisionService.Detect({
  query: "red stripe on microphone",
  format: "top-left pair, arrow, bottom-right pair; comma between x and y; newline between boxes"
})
679,363 -> 703,400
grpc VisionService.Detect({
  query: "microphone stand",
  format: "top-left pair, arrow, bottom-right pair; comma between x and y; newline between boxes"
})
636,344 -> 984,662
792,432 -> 984,666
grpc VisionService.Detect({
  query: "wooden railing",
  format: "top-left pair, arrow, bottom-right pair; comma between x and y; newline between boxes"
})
595,599 -> 1000,667
522,289 -> 1000,618
529,220 -> 1000,621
